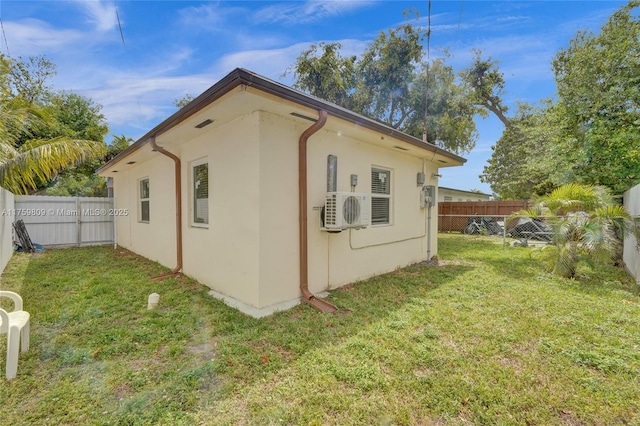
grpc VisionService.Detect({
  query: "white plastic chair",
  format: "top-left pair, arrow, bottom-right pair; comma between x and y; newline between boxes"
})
0,291 -> 30,379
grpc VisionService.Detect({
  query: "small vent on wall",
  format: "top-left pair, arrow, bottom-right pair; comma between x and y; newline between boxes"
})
195,119 -> 214,129
290,112 -> 317,122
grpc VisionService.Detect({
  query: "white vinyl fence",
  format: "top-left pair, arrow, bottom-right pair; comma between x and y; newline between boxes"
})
624,184 -> 640,283
0,186 -> 15,273
13,195 -> 115,248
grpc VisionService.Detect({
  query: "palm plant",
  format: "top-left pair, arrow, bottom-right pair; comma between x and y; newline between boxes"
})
512,183 -> 640,278
0,104 -> 104,194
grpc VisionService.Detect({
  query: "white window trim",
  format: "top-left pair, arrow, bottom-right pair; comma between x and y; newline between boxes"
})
190,157 -> 209,228
371,166 -> 393,226
138,177 -> 150,223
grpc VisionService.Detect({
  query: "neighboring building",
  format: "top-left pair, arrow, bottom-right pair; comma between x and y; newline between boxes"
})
439,186 -> 491,202
98,68 -> 466,316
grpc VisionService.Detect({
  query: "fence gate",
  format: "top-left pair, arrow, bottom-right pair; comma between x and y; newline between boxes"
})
13,195 -> 114,247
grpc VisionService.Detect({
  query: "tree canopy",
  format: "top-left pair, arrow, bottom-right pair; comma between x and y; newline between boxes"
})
289,2 -> 637,200
287,17 -> 482,156
0,54 -> 118,195
482,1 -> 640,199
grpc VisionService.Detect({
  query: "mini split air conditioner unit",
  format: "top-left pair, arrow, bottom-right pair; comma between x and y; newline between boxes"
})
323,192 -> 370,231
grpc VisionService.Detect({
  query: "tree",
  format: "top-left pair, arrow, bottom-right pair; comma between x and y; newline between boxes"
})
0,132 -> 105,194
460,50 -> 511,128
287,17 -> 481,155
552,0 -> 640,195
289,42 -> 356,108
173,94 -> 195,109
403,56 -> 480,154
46,134 -> 131,197
0,55 -> 106,194
481,2 -> 640,199
2,54 -> 55,106
513,183 -> 639,278
480,101 -> 581,199
353,22 -> 425,129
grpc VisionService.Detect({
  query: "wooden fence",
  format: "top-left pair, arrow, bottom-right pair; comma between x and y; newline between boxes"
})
438,201 -> 529,232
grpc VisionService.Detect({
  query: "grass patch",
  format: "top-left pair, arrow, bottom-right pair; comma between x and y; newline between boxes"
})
1,235 -> 639,424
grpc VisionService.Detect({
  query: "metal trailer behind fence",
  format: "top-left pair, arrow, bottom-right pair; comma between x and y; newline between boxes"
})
438,213 -> 554,246
13,195 -> 114,247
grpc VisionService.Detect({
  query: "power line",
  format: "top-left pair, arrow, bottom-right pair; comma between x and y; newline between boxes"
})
423,0 -> 431,143
116,6 -> 126,46
114,3 -> 145,133
0,0 -> 10,56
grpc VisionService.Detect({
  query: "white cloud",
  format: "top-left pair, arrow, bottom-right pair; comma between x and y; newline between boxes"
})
81,38 -> 369,132
177,3 -> 245,32
214,38 -> 368,84
74,0 -> 119,32
84,73 -> 215,127
254,0 -> 374,25
2,18 -> 84,56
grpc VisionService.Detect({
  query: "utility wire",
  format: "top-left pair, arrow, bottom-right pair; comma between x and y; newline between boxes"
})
423,0 -> 431,143
116,7 -> 126,46
114,3 -> 144,131
0,0 -> 10,56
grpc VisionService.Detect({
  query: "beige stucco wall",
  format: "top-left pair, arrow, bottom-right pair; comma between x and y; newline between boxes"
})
178,113 -> 261,307
110,107 -> 445,310
255,111 -> 439,307
307,120 -> 438,292
113,153 -> 177,269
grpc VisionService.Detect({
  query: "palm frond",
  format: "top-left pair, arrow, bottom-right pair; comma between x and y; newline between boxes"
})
0,137 -> 105,194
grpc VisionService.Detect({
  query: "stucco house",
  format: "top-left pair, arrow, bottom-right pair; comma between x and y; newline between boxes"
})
98,68 -> 465,316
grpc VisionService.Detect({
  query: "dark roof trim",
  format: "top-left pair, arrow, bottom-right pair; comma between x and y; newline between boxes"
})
98,68 -> 466,173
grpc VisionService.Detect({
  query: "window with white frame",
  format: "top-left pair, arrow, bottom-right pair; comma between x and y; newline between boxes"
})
192,159 -> 209,226
139,178 -> 150,223
371,167 -> 391,225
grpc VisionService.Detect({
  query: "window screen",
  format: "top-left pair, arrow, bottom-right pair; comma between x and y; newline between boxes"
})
371,168 -> 391,225
193,162 -> 209,225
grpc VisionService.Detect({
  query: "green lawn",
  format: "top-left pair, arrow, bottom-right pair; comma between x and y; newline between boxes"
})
1,234 -> 639,425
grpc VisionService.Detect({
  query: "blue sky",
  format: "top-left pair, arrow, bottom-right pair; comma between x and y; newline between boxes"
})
1,0 -> 630,193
